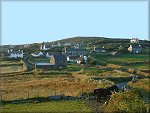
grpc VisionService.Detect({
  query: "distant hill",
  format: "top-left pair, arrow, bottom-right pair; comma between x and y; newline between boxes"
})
53,36 -> 131,45
1,36 -> 149,53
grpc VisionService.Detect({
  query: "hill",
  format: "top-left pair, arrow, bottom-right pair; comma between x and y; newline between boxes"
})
1,36 -> 149,53
53,36 -> 130,44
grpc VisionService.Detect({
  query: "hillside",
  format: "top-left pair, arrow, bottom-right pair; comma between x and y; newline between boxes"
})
1,37 -> 149,53
53,36 -> 130,44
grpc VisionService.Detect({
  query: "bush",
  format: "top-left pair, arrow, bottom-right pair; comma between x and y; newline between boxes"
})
128,68 -> 136,74
87,57 -> 96,65
102,89 -> 148,113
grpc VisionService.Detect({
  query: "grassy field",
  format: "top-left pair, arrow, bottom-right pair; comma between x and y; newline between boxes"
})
0,53 -> 149,112
1,100 -> 94,113
0,60 -> 25,74
101,89 -> 149,113
94,53 -> 149,64
1,54 -> 149,101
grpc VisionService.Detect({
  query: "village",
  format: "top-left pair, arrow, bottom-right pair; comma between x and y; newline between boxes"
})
0,37 -> 149,113
3,38 -> 143,70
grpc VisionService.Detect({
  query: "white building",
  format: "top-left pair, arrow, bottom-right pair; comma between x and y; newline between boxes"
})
40,42 -> 51,50
130,38 -> 139,43
67,55 -> 79,63
31,51 -> 44,57
8,50 -> 24,58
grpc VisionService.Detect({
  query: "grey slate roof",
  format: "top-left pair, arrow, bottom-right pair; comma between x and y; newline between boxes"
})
36,63 -> 54,66
10,51 -> 22,54
53,54 -> 66,60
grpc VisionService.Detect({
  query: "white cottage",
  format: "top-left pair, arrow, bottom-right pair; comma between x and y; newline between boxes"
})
8,50 -> 24,58
31,51 -> 44,57
130,38 -> 139,43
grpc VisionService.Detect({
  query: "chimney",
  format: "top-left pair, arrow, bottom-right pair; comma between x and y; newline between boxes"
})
21,50 -> 23,53
7,49 -> 10,53
94,46 -> 96,51
65,47 -> 67,53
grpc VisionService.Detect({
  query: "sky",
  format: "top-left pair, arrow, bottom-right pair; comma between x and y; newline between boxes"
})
1,0 -> 149,45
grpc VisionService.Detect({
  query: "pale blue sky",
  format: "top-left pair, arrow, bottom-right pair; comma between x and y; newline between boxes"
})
1,1 -> 149,45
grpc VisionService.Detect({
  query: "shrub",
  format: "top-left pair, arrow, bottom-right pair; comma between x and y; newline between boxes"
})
128,68 -> 136,74
101,89 -> 148,113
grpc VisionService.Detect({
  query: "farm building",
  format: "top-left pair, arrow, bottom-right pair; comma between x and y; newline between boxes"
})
50,54 -> 67,69
35,63 -> 55,69
35,54 -> 67,69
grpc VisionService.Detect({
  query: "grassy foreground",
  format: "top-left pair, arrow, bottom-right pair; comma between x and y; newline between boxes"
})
0,100 -> 94,113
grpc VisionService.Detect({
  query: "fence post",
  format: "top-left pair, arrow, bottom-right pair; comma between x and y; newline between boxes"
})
54,89 -> 56,96
27,91 -> 29,99
82,86 -> 84,93
22,64 -> 23,72
147,105 -> 149,113
0,93 -> 2,102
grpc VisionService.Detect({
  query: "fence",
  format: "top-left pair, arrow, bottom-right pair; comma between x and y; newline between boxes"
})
0,86 -> 93,101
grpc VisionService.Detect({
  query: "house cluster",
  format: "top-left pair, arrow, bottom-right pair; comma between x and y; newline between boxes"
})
67,55 -> 88,64
63,46 -> 89,64
40,42 -> 82,51
128,45 -> 142,54
35,54 -> 67,69
63,42 -> 81,47
128,38 -> 142,54
92,46 -> 106,53
40,42 -> 61,50
7,49 -> 24,58
64,47 -> 87,55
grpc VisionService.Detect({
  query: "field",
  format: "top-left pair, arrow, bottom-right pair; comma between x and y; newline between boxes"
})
1,100 -> 94,113
0,61 -> 24,74
0,53 -> 149,112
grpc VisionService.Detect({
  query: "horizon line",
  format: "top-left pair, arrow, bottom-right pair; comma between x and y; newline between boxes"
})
1,36 -> 149,46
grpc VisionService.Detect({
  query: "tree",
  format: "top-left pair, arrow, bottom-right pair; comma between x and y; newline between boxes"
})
118,46 -> 127,53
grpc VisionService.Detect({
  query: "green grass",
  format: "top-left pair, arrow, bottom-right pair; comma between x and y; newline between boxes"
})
93,53 -> 149,65
126,63 -> 149,70
65,64 -> 82,72
1,100 -> 94,113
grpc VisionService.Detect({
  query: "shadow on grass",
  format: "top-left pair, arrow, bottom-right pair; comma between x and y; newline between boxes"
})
107,76 -> 133,84
1,95 -> 81,105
